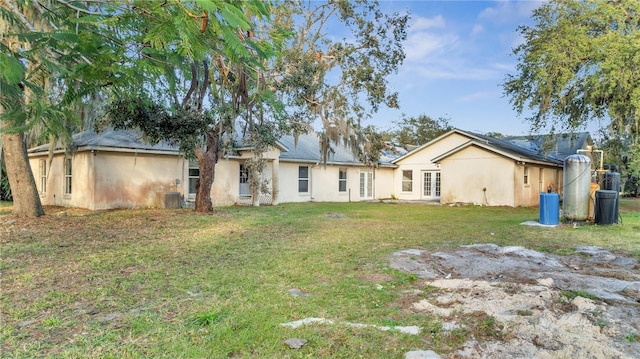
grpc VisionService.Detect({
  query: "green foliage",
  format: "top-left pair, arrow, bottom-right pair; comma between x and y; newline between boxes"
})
107,97 -> 210,159
0,53 -> 23,85
504,0 -> 640,141
271,0 -> 408,164
391,114 -> 453,146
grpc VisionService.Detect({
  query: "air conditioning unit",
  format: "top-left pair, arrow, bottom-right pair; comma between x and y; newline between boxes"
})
165,192 -> 182,209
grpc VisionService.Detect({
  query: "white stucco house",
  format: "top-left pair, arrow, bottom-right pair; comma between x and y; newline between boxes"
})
27,128 -> 591,210
393,130 -> 592,206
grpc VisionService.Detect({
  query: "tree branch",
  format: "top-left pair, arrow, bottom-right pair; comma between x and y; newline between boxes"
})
182,61 -> 198,108
197,60 -> 209,111
53,0 -> 104,16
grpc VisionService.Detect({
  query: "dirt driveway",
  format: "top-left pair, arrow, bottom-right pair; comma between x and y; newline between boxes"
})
390,244 -> 640,358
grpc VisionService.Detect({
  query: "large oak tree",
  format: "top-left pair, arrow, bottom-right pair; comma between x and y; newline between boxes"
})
504,0 -> 640,190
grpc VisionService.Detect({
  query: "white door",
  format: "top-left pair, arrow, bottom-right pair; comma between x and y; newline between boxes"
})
359,171 -> 373,199
422,171 -> 441,199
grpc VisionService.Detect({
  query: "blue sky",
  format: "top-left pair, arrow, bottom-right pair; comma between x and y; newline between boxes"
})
368,0 -> 546,136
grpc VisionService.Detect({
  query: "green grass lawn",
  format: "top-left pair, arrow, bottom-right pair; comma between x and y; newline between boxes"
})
2,200 -> 639,358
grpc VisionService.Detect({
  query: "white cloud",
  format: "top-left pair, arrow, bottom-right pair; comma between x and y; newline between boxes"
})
398,5 -> 530,82
411,15 -> 446,31
404,31 -> 459,62
471,24 -> 484,37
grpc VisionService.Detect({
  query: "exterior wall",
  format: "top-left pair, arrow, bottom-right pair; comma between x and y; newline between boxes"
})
29,150 -> 184,210
92,151 -> 184,209
28,152 -> 91,208
374,167 -> 395,199
393,132 -> 470,200
438,146 -> 517,206
514,165 -> 563,207
210,157 -> 277,206
208,158 -> 240,206
276,161 -> 393,203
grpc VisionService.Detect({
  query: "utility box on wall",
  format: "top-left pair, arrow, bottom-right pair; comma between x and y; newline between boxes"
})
165,192 -> 182,209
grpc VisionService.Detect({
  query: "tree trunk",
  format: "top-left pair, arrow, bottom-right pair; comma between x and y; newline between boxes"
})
194,131 -> 219,212
1,132 -> 44,217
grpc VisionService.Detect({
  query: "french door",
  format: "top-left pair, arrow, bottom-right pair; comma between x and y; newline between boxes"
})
422,171 -> 441,199
360,171 -> 373,199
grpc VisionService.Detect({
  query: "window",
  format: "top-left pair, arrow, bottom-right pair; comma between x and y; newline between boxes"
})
64,158 -> 72,195
39,159 -> 46,194
188,160 -> 199,195
435,172 -> 441,196
298,166 -> 309,193
338,168 -> 347,192
524,166 -> 529,185
402,170 -> 413,192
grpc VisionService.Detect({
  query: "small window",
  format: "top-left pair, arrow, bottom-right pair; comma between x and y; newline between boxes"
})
64,158 -> 72,195
402,170 -> 413,192
39,159 -> 46,194
188,160 -> 199,195
524,166 -> 529,185
338,168 -> 347,192
298,166 -> 309,193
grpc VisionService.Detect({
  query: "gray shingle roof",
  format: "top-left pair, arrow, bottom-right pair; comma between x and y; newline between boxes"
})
28,129 -> 398,166
463,130 -> 565,164
503,132 -> 591,160
278,133 -> 396,166
28,129 -> 179,154
404,128 -> 591,166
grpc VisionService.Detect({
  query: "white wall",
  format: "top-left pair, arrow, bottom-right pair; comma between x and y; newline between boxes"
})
393,132 -> 470,200
439,146 -> 517,206
276,161 -> 394,203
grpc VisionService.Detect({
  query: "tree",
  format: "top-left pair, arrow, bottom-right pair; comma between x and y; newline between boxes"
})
503,0 -> 640,143
1,0 -> 279,214
106,1 -> 285,211
272,0 -> 408,163
109,0 -> 408,209
391,114 -> 453,146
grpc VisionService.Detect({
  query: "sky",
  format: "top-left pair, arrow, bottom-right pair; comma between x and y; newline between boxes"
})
367,0 -> 547,136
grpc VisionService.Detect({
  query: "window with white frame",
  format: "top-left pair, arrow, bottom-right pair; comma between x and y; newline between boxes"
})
39,159 -> 46,194
64,157 -> 72,195
338,168 -> 347,192
188,160 -> 199,195
402,170 -> 413,192
298,166 -> 309,193
524,166 -> 529,185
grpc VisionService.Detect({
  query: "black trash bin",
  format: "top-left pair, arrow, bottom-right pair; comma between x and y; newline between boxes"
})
595,190 -> 618,225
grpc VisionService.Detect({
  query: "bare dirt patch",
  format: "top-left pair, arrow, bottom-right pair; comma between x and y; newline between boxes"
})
390,244 -> 640,358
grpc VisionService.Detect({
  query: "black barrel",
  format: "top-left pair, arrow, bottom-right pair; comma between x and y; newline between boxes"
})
595,190 -> 618,225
